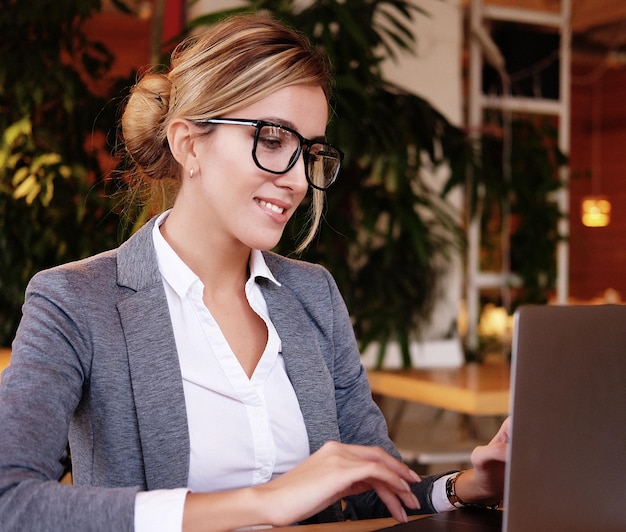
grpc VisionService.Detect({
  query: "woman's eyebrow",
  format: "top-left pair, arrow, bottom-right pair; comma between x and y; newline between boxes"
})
262,116 -> 296,129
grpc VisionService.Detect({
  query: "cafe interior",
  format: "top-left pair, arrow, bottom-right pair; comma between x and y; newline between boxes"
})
1,0 -> 625,491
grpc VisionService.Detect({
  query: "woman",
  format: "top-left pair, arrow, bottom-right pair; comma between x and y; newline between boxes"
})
0,13 -> 508,532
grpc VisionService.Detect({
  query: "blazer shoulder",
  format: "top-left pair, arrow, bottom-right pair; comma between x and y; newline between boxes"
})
28,248 -> 119,296
26,215 -> 159,300
260,251 -> 346,325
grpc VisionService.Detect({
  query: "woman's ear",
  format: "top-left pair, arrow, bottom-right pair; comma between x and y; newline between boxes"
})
167,118 -> 197,168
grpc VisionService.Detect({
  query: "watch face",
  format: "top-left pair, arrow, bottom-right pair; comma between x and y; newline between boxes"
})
446,472 -> 466,508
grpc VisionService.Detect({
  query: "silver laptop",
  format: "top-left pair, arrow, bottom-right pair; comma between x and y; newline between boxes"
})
376,304 -> 626,532
503,304 -> 626,532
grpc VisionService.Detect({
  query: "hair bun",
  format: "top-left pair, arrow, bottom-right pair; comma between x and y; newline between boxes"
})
122,73 -> 173,180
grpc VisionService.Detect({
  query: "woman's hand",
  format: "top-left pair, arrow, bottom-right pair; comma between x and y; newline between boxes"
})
454,416 -> 511,505
183,440 -> 421,531
258,440 -> 421,526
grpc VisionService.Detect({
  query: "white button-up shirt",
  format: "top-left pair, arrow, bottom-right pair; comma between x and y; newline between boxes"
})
134,211 -> 310,531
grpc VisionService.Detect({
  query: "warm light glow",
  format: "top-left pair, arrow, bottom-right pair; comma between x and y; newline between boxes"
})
581,196 -> 611,227
136,1 -> 152,20
478,303 -> 513,341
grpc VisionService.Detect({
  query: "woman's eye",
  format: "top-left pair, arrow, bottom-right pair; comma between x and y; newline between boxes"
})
259,135 -> 283,150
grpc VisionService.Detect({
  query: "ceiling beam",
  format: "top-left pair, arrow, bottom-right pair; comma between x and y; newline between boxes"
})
570,0 -> 626,32
463,0 -> 626,33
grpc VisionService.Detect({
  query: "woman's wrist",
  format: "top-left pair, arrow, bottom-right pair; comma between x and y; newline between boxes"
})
183,487 -> 271,532
447,470 -> 501,509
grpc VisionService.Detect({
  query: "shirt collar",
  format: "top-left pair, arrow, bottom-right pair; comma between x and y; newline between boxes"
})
152,211 -> 280,298
249,248 -> 281,287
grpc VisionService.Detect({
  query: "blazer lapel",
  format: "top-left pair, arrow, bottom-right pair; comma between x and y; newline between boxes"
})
260,279 -> 341,453
117,220 -> 190,489
259,268 -> 346,523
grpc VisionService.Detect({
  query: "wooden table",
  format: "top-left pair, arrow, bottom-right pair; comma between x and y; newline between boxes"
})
278,516 -> 424,531
366,362 -> 510,417
367,362 -> 510,454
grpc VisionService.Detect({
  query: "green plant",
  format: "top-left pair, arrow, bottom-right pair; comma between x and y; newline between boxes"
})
447,114 -> 567,313
0,0 -> 133,345
508,119 -> 566,305
193,0 -> 468,367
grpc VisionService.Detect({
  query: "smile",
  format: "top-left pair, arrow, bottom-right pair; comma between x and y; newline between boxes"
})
257,199 -> 286,215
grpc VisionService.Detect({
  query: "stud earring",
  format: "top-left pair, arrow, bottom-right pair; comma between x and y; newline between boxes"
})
189,168 -> 194,179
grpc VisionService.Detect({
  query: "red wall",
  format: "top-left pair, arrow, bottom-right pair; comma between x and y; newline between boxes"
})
84,0 -> 185,87
569,64 -> 626,302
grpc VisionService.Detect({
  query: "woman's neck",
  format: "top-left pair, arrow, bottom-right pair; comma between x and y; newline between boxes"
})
159,209 -> 251,291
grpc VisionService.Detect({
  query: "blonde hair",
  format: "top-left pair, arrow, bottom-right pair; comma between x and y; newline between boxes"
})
121,13 -> 332,251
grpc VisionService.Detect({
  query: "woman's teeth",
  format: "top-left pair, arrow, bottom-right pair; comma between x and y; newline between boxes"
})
258,200 -> 285,214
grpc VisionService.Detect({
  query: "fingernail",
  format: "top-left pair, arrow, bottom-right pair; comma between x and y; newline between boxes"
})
410,470 -> 421,483
400,507 -> 408,523
414,494 -> 421,509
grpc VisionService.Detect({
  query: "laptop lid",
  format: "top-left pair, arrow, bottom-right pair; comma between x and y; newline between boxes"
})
504,304 -> 626,532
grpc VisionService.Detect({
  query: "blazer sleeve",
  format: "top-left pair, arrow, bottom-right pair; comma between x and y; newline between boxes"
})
318,266 -> 445,518
0,267 -> 138,532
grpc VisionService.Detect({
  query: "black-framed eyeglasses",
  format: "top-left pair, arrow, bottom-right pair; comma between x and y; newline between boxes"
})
194,118 -> 343,190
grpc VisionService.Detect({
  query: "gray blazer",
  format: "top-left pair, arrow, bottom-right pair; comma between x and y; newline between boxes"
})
0,218 -> 441,531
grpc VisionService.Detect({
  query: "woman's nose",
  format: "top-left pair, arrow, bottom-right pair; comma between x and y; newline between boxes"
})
275,153 -> 309,193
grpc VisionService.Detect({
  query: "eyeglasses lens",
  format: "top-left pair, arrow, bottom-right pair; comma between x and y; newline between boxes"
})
255,124 -> 339,190
255,124 -> 300,173
307,144 -> 340,190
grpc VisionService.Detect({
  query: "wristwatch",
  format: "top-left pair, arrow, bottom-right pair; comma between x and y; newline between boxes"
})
445,471 -> 500,510
445,471 -> 468,508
